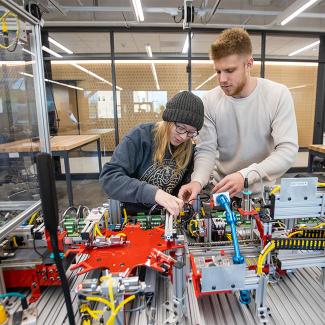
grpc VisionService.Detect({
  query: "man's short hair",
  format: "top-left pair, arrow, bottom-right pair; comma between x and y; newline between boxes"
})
210,28 -> 252,60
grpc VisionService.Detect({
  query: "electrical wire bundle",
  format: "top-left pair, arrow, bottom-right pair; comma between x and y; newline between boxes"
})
80,275 -> 135,325
0,11 -> 20,52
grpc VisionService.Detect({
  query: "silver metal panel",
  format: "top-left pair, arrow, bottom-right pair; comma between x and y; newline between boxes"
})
201,263 -> 246,292
279,178 -> 318,202
273,178 -> 324,219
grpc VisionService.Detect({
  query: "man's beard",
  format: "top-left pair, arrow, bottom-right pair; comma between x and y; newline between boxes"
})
222,74 -> 247,97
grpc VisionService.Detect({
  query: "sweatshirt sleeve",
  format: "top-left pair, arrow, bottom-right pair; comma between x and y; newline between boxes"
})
239,86 -> 299,185
99,136 -> 158,205
191,96 -> 218,187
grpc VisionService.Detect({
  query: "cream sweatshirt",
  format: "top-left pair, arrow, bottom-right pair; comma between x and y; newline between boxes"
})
192,78 -> 299,194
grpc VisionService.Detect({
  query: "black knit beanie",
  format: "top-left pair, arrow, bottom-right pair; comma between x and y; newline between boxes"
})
162,91 -> 204,130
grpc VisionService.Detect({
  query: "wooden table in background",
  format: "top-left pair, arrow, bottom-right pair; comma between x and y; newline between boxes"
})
308,144 -> 325,173
0,135 -> 102,206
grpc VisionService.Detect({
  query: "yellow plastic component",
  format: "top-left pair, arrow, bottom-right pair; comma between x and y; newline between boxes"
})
287,230 -> 303,238
123,209 -> 128,225
0,304 -> 7,324
270,185 -> 281,195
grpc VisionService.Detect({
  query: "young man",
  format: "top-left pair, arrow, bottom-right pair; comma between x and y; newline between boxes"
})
179,28 -> 298,202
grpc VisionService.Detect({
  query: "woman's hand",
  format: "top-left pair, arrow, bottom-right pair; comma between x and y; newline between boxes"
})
155,189 -> 184,216
178,181 -> 202,203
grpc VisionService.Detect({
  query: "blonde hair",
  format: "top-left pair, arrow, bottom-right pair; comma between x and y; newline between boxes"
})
153,121 -> 193,170
210,28 -> 252,60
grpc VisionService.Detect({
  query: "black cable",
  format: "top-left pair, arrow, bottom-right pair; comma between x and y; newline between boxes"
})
33,232 -> 44,258
148,204 -> 160,216
173,15 -> 183,23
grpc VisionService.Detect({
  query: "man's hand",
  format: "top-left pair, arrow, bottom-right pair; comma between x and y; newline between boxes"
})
178,181 -> 202,203
212,172 -> 244,197
155,189 -> 184,216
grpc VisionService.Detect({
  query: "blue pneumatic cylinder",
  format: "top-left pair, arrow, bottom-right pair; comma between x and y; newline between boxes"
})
216,194 -> 251,304
217,194 -> 244,264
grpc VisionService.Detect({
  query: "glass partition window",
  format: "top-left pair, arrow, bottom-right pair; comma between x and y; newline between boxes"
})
51,61 -> 115,151
114,32 -> 190,57
49,32 -> 111,55
0,10 -> 48,214
265,62 -> 318,147
115,61 -> 188,141
88,91 -> 121,119
266,36 -> 319,60
133,91 -> 167,113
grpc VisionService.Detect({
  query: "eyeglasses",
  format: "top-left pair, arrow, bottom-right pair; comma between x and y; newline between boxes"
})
174,122 -> 198,138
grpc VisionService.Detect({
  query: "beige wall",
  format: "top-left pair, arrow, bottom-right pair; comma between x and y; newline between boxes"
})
265,63 -> 317,147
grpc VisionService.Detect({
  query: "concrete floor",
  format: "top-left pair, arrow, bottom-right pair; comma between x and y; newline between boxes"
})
55,179 -> 107,213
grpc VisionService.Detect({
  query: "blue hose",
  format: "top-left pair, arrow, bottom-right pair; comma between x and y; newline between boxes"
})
0,292 -> 28,309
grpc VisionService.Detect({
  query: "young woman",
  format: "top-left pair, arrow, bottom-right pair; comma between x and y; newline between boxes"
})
99,91 -> 204,216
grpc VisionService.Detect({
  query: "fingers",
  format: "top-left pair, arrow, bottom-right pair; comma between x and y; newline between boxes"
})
165,197 -> 183,216
212,178 -> 226,193
213,178 -> 239,197
188,192 -> 198,204
178,186 -> 191,201
178,182 -> 202,203
155,189 -> 184,216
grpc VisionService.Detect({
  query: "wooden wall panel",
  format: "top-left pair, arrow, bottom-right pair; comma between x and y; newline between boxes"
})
265,64 -> 317,147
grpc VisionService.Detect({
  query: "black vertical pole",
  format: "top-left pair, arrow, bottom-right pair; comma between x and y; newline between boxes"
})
313,36 -> 325,144
188,29 -> 192,91
110,31 -> 119,146
260,32 -> 266,78
36,153 -> 75,325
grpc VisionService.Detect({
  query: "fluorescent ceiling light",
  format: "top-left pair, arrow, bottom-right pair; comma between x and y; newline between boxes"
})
0,61 -> 34,66
182,33 -> 194,54
72,63 -> 123,90
45,79 -> 84,91
150,63 -> 160,90
281,0 -> 319,26
20,72 -> 34,78
48,37 -> 73,54
22,48 -> 35,56
265,61 -> 317,66
42,46 -> 63,58
20,72 -> 84,90
131,0 -> 144,22
195,72 -> 217,90
288,40 -> 320,56
51,60 -> 111,64
288,84 -> 309,90
145,44 -> 153,57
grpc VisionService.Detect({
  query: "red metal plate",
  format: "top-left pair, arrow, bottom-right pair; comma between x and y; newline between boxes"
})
70,224 -> 182,275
